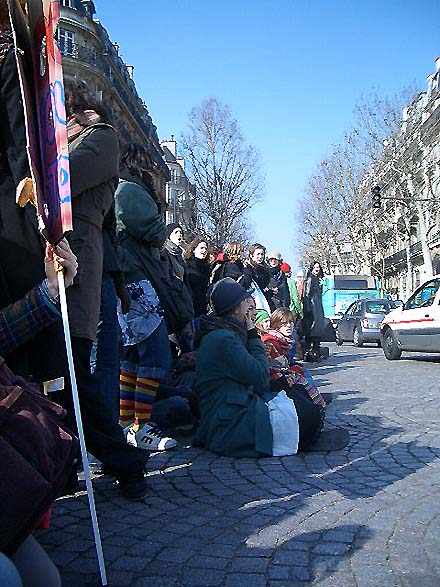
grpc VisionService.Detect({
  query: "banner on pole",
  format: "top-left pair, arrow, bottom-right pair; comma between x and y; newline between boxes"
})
8,0 -> 72,245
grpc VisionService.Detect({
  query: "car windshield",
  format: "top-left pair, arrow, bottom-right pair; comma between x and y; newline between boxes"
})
365,301 -> 395,314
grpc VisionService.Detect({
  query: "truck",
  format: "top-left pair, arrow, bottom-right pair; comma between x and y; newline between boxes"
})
322,275 -> 381,324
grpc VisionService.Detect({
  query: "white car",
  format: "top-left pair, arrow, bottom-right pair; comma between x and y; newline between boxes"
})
380,275 -> 440,360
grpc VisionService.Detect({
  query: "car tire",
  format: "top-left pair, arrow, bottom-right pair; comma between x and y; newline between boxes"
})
353,327 -> 363,347
382,328 -> 401,360
336,328 -> 343,346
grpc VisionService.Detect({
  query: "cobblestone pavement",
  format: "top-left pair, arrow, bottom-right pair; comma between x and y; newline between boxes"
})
39,344 -> 440,586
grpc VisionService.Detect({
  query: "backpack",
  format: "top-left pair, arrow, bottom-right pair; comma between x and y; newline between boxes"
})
0,358 -> 78,555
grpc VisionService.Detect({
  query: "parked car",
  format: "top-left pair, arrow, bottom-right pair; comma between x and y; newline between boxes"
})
336,298 -> 396,347
380,276 -> 440,360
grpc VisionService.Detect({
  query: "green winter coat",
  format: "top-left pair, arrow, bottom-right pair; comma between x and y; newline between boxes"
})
194,329 -> 273,457
287,277 -> 303,319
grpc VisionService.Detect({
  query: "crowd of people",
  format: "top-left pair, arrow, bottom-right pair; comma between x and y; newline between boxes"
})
0,3 -> 331,583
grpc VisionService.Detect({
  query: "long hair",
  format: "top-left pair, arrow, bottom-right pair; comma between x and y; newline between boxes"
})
224,241 -> 244,262
183,238 -> 208,262
306,261 -> 324,279
119,143 -> 158,199
248,243 -> 266,266
64,78 -> 111,124
270,307 -> 294,330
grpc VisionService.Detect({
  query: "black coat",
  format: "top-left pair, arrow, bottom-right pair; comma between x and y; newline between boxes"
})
0,49 -> 64,380
302,276 -> 325,339
185,256 -> 211,317
267,266 -> 291,309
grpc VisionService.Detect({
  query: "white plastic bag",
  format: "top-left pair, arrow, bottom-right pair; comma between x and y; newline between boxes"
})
267,390 -> 299,456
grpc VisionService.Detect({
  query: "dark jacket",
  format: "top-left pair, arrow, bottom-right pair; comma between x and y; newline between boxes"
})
185,256 -> 211,317
0,49 -> 45,308
215,258 -> 253,289
302,276 -> 325,338
114,170 -> 166,284
267,265 -> 291,309
194,328 -> 272,457
0,48 -> 64,380
66,124 -> 119,340
163,239 -> 185,281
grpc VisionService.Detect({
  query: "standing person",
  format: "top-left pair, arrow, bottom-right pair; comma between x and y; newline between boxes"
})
164,223 -> 185,279
212,242 -> 252,285
57,80 -> 149,500
254,309 -> 271,337
280,262 -> 303,320
246,243 -> 272,309
302,261 -> 325,361
184,238 -> 211,317
162,222 -> 194,353
0,5 -> 66,382
115,143 -> 177,451
90,206 -> 130,424
267,251 -> 290,310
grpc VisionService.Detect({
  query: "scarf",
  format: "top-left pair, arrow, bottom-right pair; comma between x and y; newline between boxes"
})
0,29 -> 14,67
266,329 -> 292,349
67,109 -> 101,142
164,238 -> 183,257
196,314 -> 248,346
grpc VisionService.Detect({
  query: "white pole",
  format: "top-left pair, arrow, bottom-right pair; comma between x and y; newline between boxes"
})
57,271 -> 107,586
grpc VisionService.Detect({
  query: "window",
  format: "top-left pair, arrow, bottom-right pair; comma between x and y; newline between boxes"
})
59,0 -> 75,8
405,279 -> 440,310
59,29 -> 75,57
366,301 -> 395,314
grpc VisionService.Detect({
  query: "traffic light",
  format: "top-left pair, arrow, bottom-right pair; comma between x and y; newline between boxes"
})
371,185 -> 381,209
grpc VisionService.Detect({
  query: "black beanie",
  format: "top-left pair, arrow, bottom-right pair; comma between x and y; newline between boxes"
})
166,223 -> 183,239
208,278 -> 254,316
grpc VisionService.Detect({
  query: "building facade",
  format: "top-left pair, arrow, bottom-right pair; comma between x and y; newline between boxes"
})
57,0 -> 170,204
160,137 -> 196,236
368,58 -> 440,297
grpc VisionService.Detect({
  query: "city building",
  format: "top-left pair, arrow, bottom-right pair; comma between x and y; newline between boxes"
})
160,137 -> 196,236
370,57 -> 440,297
57,0 -> 170,205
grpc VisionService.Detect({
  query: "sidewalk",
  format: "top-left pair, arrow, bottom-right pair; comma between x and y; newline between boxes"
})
39,346 -> 440,586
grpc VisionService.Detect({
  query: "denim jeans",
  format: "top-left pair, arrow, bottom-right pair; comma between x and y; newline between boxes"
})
90,273 -> 119,424
120,319 -> 172,382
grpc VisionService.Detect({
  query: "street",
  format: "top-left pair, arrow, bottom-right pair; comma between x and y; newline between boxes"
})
40,344 -> 440,587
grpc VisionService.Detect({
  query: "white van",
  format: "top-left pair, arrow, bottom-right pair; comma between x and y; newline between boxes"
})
380,275 -> 440,360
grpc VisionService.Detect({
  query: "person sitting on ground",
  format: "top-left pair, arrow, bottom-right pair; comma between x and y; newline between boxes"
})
254,308 -> 271,337
262,308 -> 326,408
193,278 -> 271,457
194,279 -> 324,457
184,238 -> 211,318
115,143 -> 177,452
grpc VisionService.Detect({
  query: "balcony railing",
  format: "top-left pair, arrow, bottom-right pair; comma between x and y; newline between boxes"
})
60,41 -> 156,142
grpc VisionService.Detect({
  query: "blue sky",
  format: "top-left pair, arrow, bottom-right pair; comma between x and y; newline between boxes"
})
95,0 -> 439,268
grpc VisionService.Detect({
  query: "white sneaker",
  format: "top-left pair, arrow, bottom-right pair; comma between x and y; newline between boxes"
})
136,422 -> 177,451
123,424 -> 138,448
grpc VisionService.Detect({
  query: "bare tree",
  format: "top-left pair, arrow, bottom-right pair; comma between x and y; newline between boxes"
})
181,98 -> 264,248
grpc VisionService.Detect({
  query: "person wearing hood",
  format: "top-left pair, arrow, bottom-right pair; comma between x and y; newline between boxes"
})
115,143 -> 176,452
